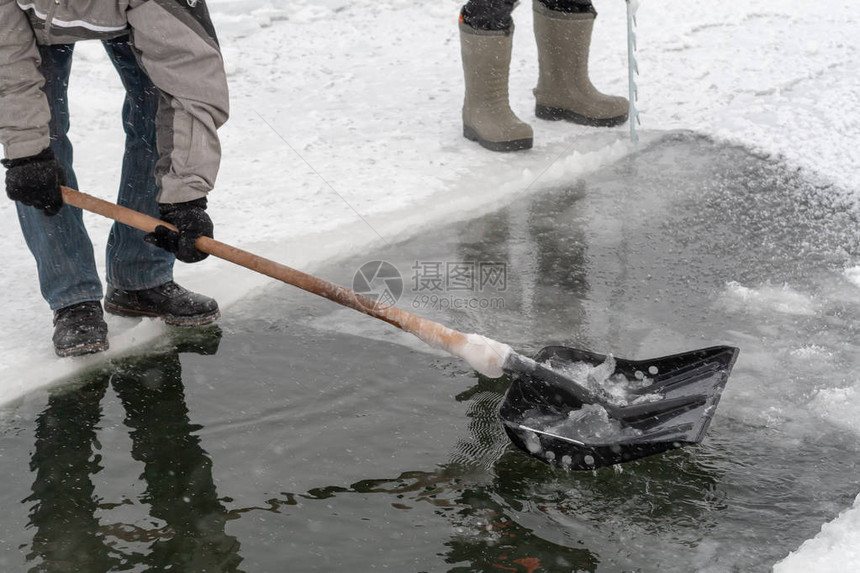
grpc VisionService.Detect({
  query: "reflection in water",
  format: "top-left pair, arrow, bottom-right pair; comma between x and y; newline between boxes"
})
442,375 -> 599,573
225,374 -> 725,572
448,180 -> 591,354
226,374 -> 600,572
27,375 -> 115,572
24,327 -> 243,573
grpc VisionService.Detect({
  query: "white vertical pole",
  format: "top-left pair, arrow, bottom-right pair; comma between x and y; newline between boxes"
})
626,0 -> 640,144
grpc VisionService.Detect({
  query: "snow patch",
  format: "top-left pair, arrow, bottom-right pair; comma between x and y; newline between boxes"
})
774,492 -> 860,572
844,266 -> 860,289
0,317 -> 167,406
806,387 -> 860,433
721,281 -> 817,316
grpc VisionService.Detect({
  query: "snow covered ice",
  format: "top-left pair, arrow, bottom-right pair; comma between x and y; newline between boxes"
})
2,0 -> 860,569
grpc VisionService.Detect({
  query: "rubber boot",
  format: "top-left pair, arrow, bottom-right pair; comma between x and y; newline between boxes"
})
460,21 -> 533,152
533,1 -> 628,126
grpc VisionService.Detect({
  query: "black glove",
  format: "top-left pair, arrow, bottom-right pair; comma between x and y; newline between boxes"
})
144,198 -> 213,263
1,148 -> 66,216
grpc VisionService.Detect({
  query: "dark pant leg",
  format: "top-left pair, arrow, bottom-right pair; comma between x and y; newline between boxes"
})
461,0 -> 518,31
101,36 -> 174,291
15,44 -> 102,310
537,0 -> 595,13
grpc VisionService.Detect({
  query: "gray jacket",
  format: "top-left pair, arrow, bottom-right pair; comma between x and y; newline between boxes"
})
0,0 -> 230,203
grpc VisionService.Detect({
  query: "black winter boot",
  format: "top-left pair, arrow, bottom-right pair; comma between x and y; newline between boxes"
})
53,301 -> 109,357
104,281 -> 220,327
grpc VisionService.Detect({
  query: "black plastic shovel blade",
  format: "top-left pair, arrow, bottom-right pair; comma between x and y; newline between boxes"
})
499,345 -> 739,470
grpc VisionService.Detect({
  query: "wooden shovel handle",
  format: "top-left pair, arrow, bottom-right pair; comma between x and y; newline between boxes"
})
61,186 -> 471,354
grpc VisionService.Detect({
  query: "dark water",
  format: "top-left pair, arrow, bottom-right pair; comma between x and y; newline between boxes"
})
2,132 -> 860,572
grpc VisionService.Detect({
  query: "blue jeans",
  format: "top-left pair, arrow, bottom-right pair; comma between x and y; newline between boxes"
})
16,36 -> 174,311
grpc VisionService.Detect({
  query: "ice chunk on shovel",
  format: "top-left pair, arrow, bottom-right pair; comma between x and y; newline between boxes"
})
62,187 -> 739,470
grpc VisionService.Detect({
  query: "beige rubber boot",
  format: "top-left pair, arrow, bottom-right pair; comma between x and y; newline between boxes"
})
460,21 -> 533,152
533,2 -> 628,126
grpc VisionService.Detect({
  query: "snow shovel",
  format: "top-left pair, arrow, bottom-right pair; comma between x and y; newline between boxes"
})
61,187 -> 739,469
500,345 -> 738,469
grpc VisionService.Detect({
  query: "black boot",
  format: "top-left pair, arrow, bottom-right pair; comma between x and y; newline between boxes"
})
53,301 -> 109,357
104,281 -> 220,327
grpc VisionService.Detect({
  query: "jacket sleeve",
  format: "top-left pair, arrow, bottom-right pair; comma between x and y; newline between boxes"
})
0,0 -> 51,160
127,0 -> 230,203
